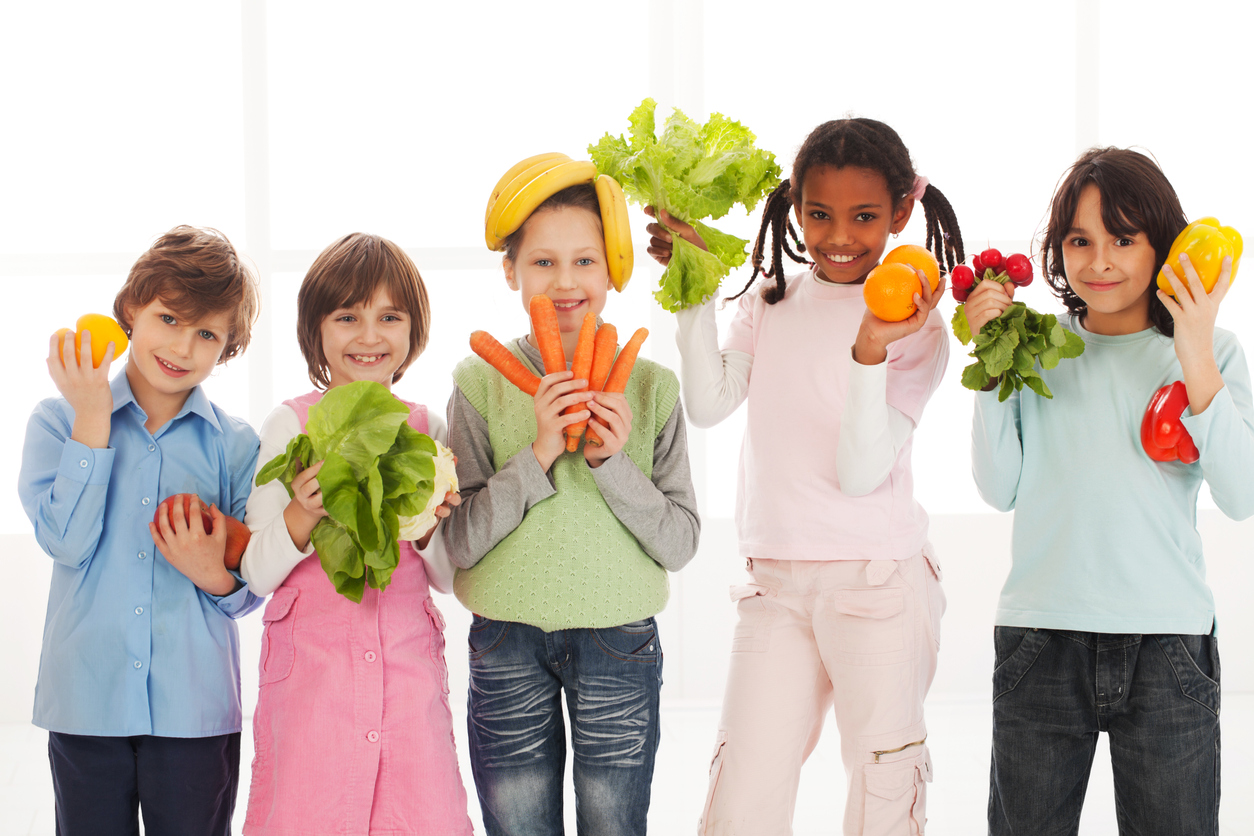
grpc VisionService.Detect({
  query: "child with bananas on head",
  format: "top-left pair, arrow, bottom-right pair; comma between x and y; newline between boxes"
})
444,153 -> 701,834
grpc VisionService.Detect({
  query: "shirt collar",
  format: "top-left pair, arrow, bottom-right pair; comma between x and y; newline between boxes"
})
110,370 -> 223,434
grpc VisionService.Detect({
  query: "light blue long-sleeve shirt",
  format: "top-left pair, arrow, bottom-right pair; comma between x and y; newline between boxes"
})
18,372 -> 261,737
972,316 -> 1254,635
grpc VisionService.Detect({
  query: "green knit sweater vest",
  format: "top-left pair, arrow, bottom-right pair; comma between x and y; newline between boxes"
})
451,342 -> 680,631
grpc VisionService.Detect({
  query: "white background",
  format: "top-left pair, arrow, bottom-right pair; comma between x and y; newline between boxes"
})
2,0 -> 1253,832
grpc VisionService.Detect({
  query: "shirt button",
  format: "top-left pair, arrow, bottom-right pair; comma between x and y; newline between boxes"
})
141,497 -> 151,506
133,661 -> 143,669
148,444 -> 156,452
364,651 -> 377,662
138,551 -> 147,560
366,731 -> 379,743
79,460 -> 88,468
135,607 -> 144,615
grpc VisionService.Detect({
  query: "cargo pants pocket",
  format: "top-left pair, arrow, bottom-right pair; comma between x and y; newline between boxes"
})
864,746 -> 931,835
697,731 -> 729,835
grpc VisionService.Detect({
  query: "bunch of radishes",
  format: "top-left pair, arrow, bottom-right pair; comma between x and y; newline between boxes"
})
950,248 -> 1033,302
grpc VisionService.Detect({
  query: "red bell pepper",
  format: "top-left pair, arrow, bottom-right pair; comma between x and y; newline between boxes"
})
1140,381 -> 1200,464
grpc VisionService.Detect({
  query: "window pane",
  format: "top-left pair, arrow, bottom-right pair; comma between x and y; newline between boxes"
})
267,0 -> 651,251
0,3 -> 245,254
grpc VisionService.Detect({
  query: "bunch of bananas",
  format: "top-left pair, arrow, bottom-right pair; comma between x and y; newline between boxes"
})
484,152 -> 633,292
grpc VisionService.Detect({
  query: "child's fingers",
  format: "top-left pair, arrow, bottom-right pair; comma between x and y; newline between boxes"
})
644,220 -> 672,244
1156,288 -> 1183,318
1210,257 -> 1233,306
78,331 -> 94,369
443,491 -> 462,508
1159,263 -> 1191,305
655,208 -> 708,252
551,390 -> 594,413
186,496 -> 207,535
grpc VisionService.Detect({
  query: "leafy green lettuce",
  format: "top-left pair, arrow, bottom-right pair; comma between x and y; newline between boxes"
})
590,98 -> 781,312
952,302 -> 1085,401
255,380 -> 437,602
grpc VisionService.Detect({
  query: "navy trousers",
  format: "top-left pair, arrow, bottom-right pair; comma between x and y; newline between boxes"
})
48,731 -> 240,836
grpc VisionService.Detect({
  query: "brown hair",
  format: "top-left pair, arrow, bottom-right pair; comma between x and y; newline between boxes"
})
113,225 -> 260,362
1041,147 -> 1186,336
500,182 -> 603,264
296,233 -> 430,389
730,118 -> 964,305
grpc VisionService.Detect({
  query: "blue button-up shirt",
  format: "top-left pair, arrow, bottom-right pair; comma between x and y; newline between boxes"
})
18,372 -> 261,737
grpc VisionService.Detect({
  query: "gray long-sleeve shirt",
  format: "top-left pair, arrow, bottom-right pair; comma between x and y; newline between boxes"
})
443,336 -> 700,573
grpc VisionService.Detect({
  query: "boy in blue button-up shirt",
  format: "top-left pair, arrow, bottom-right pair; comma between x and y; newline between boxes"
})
18,226 -> 262,836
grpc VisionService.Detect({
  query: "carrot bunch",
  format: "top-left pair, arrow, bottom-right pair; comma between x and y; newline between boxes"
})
468,294 -> 648,452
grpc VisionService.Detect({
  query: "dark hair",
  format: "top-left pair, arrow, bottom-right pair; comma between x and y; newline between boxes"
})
114,225 -> 259,363
1041,147 -> 1186,336
501,182 -> 603,264
296,233 -> 431,389
731,118 -> 964,304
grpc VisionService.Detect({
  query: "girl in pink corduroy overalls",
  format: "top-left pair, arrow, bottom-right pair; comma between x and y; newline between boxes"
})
647,119 -> 965,835
239,233 -> 473,836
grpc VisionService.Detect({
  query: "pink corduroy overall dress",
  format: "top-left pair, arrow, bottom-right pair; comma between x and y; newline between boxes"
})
243,391 -> 473,836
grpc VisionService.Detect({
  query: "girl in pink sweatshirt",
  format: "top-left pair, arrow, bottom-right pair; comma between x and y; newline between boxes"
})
648,118 -> 964,835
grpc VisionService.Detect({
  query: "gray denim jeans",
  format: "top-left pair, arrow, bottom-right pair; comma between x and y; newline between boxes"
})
988,626 -> 1220,836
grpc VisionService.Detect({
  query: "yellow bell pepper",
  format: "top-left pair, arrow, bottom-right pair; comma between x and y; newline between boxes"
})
1157,216 -> 1242,299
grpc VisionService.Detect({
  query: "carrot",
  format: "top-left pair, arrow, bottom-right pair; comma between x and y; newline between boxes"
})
529,294 -> 566,376
470,330 -> 540,396
563,312 -> 598,452
603,328 -> 649,393
584,327 -> 648,447
571,324 -> 618,448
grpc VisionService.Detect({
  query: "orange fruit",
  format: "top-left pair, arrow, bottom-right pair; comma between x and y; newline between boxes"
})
56,314 -> 129,368
883,244 -> 940,292
863,262 -> 923,322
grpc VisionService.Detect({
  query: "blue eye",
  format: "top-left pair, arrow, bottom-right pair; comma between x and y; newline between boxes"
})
161,314 -> 176,325
199,330 -> 217,341
535,259 -> 553,267
577,258 -> 594,266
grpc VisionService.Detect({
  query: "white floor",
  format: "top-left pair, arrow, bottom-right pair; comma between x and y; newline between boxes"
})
3,694 -> 1250,835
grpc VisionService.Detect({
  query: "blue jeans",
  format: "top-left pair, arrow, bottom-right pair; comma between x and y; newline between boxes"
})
988,627 -> 1220,836
466,616 -> 663,836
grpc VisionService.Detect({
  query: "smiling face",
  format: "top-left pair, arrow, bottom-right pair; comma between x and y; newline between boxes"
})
319,288 -> 411,390
504,205 -> 612,357
1061,184 -> 1158,335
124,297 -> 230,418
794,165 -> 912,284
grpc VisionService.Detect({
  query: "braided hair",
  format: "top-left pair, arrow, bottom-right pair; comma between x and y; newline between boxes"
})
729,118 -> 965,305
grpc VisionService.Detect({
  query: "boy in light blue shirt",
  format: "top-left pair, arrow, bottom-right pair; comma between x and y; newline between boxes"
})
966,148 -> 1253,835
19,225 -> 261,836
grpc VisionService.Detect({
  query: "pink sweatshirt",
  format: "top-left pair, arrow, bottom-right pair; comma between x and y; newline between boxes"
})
722,270 -> 947,562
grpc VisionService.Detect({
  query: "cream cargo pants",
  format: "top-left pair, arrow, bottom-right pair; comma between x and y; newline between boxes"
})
699,549 -> 945,835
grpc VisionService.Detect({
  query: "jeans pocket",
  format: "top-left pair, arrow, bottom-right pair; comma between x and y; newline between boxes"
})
468,616 -> 511,661
698,731 -> 729,835
864,747 -> 931,835
258,587 -> 298,685
591,618 -> 660,663
1157,634 -> 1221,715
992,627 -> 1049,701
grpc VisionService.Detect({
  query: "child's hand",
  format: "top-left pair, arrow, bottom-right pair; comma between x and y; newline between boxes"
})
1159,253 -> 1229,413
583,393 -> 633,468
853,269 -> 948,365
47,330 -> 115,449
150,495 -> 237,597
282,460 -> 327,551
963,278 -> 1016,336
413,491 -> 461,550
532,370 -> 593,472
644,206 -> 708,267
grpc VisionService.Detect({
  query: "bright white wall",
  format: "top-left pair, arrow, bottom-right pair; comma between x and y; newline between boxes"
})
2,0 -> 1254,726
